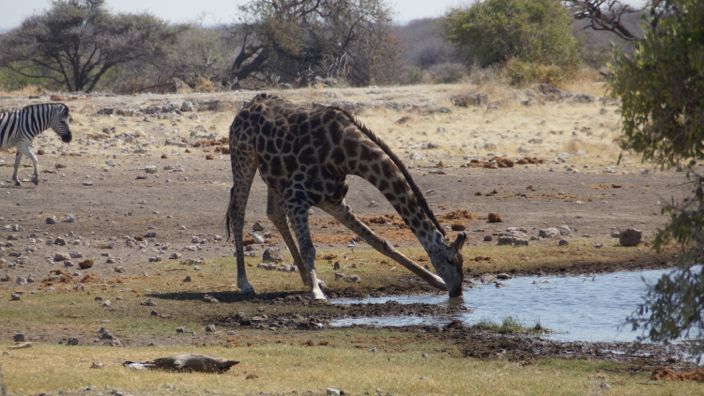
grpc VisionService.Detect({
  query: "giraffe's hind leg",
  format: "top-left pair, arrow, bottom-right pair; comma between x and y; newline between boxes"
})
286,202 -> 326,300
226,150 -> 257,295
319,200 -> 447,290
266,189 -> 309,286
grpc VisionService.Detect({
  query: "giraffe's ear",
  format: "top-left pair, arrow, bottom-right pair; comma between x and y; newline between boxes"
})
451,232 -> 467,253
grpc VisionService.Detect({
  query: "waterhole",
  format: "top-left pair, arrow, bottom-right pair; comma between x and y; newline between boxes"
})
331,268 -> 698,342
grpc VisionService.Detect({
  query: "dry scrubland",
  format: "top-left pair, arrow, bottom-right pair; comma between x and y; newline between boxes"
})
0,82 -> 699,395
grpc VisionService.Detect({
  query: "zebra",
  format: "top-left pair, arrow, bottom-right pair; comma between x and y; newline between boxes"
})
0,103 -> 72,186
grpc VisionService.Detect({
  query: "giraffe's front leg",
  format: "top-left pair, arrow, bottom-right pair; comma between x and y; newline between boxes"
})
12,151 -> 23,186
288,204 -> 326,301
18,145 -> 39,185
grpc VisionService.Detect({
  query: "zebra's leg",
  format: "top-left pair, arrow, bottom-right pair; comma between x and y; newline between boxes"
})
266,189 -> 309,286
226,149 -> 257,295
17,144 -> 39,185
286,202 -> 326,300
12,151 -> 23,186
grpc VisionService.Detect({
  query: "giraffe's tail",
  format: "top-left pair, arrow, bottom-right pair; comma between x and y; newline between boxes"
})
225,186 -> 236,241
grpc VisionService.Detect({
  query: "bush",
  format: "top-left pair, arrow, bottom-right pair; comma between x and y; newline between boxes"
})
447,0 -> 579,77
425,62 -> 467,84
504,58 -> 568,86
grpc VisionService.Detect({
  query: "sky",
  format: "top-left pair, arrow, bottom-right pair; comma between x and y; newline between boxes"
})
0,0 -> 475,29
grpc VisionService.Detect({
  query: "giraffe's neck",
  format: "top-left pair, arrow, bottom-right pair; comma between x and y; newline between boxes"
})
390,196 -> 444,254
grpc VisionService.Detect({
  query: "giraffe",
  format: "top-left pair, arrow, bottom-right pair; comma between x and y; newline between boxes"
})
226,94 -> 466,300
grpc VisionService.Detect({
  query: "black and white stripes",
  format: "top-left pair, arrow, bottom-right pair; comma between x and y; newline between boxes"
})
0,103 -> 72,186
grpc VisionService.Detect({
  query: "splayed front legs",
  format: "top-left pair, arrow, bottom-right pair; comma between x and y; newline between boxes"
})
319,200 -> 447,290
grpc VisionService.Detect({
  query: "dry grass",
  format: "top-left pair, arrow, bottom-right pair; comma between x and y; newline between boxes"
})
3,343 -> 701,396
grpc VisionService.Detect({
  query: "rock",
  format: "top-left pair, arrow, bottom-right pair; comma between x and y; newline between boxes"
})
13,332 -> 26,342
257,262 -> 277,271
175,327 -> 186,333
483,235 -> 493,242
252,221 -> 265,232
141,298 -> 157,307
277,264 -> 296,272
496,273 -> 512,280
619,228 -> 642,247
97,108 -> 114,115
53,253 -> 68,262
326,388 -> 342,396
558,239 -> 569,246
144,166 -> 158,174
180,101 -> 195,112
45,216 -> 58,224
170,252 -> 181,260
144,231 -> 157,238
78,259 -> 94,269
262,248 -> 284,263
182,275 -> 192,283
205,324 -> 216,333
497,229 -> 529,246
558,225 -> 573,236
98,327 -> 115,340
54,237 -> 66,245
572,93 -> 595,103
487,213 -> 502,223
451,223 -> 466,231
480,274 -> 496,284
67,337 -> 79,345
90,362 -> 104,369
63,214 -> 76,223
203,294 -> 219,304
538,228 -> 560,239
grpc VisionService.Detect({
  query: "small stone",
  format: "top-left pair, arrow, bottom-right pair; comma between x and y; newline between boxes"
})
451,223 -> 466,231
488,213 -> 502,223
144,165 -> 158,174
538,228 -> 560,239
78,259 -> 94,269
11,292 -> 22,301
53,253 -> 68,262
141,298 -> 157,306
148,256 -> 162,263
205,324 -> 216,333
170,252 -> 181,260
45,216 -> 58,224
13,332 -> 26,342
67,337 -> 79,345
262,247 -> 284,263
62,214 -> 76,223
483,235 -> 493,242
90,362 -> 104,369
176,327 -> 186,333
326,388 -> 342,396
144,231 -> 157,238
203,294 -> 219,304
114,266 -> 125,273
54,237 -> 66,246
619,228 -> 642,247
558,239 -> 569,246
252,221 -> 265,232
183,275 -> 192,283
496,273 -> 512,280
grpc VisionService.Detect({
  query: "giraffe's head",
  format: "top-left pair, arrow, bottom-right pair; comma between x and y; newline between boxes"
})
51,104 -> 72,143
431,232 -> 466,298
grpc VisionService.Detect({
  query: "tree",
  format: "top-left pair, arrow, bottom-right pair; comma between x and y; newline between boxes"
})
0,0 -> 178,92
446,0 -> 579,73
229,0 -> 397,87
602,0 -> 704,354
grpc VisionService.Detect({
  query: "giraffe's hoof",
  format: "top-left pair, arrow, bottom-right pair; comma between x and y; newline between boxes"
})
239,285 -> 256,296
14,180 -> 21,187
31,178 -> 39,185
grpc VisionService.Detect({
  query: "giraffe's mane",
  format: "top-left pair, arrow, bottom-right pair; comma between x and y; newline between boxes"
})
328,106 -> 447,237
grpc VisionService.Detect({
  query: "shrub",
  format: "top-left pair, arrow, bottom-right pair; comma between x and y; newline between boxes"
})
425,62 -> 467,84
447,0 -> 579,79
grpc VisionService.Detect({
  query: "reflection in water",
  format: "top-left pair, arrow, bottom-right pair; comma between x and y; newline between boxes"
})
331,268 -> 699,342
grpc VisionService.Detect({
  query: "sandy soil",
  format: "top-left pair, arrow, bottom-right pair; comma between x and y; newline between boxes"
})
0,83 -> 687,280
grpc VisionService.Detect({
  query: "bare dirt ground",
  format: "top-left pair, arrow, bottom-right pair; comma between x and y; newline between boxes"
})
0,83 -> 695,372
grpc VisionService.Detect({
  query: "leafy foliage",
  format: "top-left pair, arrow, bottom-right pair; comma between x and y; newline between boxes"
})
446,0 -> 580,79
230,0 -> 398,86
612,0 -> 704,354
0,0 -> 178,92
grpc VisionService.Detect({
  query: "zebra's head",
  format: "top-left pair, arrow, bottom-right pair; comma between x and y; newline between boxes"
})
50,104 -> 72,143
